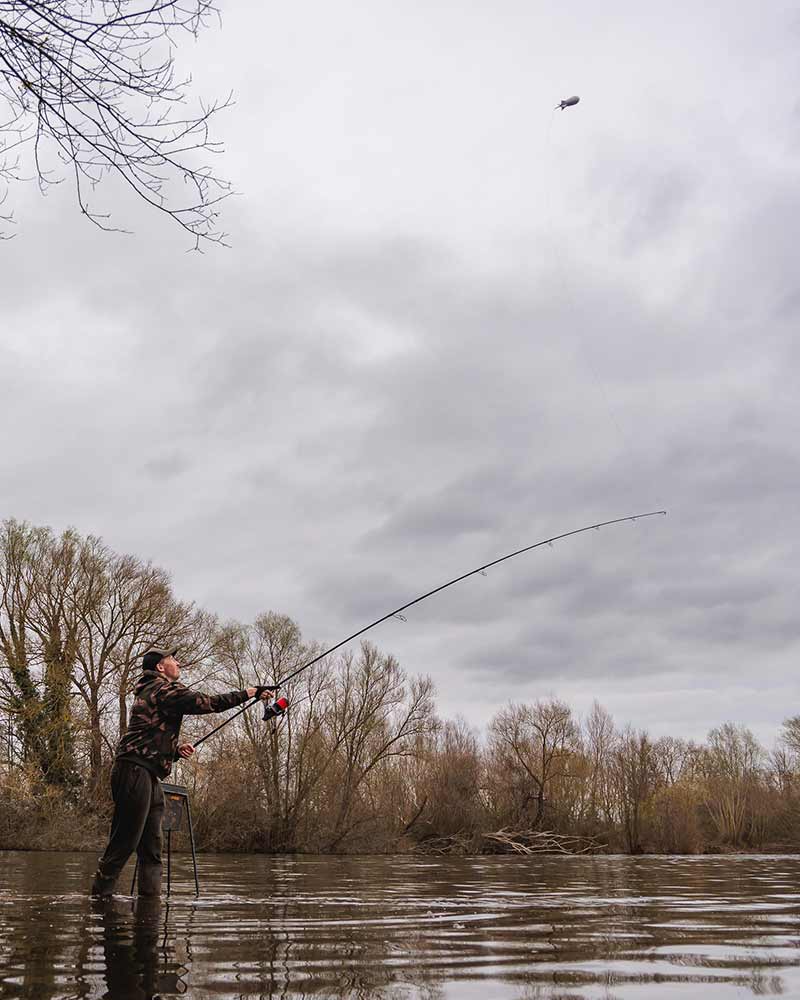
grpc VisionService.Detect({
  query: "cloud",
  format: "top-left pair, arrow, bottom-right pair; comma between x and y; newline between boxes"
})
1,0 -> 799,747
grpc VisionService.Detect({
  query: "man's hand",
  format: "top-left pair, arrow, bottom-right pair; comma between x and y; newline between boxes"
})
247,685 -> 275,701
177,743 -> 195,759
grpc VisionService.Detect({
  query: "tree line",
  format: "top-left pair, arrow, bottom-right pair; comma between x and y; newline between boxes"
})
2,517 -> 799,855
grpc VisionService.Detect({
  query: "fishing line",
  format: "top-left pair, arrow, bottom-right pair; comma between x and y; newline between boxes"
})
541,101 -> 663,513
192,510 -> 666,749
543,103 -> 671,694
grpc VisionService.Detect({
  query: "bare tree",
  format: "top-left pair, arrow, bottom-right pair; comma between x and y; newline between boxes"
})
701,723 -> 764,846
212,612 -> 337,852
0,518 -> 222,787
420,716 -> 482,839
780,716 -> 800,762
652,735 -> 701,787
322,643 -> 435,851
0,0 -> 231,243
612,727 -> 654,854
69,538 -> 215,785
488,699 -> 579,830
204,630 -> 435,852
584,700 -> 617,828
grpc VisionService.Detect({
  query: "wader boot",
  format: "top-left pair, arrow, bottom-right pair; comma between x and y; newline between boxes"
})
90,869 -> 117,899
137,862 -> 162,898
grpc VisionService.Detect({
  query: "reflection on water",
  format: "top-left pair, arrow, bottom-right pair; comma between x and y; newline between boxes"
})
2,853 -> 800,999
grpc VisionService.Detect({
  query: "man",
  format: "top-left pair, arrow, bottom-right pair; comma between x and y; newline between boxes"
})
91,648 -> 270,898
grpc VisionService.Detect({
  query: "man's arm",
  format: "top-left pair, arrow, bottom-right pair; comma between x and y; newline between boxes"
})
157,682 -> 251,717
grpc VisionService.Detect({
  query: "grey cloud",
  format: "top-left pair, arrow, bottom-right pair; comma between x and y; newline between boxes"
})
588,154 -> 698,255
142,453 -> 193,481
658,577 -> 775,612
672,604 -> 800,650
362,482 -> 498,546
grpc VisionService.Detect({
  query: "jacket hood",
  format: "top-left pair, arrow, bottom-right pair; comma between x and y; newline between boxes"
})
133,672 -> 168,697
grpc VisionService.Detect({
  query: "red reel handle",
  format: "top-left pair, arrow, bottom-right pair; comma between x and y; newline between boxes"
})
263,696 -> 289,721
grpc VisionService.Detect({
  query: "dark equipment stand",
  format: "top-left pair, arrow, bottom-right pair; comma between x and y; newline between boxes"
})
130,782 -> 200,897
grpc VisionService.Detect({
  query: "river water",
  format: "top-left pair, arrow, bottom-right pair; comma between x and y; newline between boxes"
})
2,851 -> 800,999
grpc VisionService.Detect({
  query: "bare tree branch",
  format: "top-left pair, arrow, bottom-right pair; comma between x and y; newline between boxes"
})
0,0 -> 232,244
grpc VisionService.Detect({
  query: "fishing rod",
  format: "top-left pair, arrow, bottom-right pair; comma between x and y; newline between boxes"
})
192,510 -> 666,749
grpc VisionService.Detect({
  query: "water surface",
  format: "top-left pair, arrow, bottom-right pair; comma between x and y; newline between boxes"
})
2,851 -> 799,999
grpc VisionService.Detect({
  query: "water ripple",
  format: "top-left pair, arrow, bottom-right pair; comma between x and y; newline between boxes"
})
2,853 -> 800,998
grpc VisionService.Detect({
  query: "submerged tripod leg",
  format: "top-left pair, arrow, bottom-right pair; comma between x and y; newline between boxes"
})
166,830 -> 172,896
186,800 -> 200,896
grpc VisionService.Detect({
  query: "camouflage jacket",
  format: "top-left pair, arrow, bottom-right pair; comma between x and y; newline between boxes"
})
116,672 -> 249,779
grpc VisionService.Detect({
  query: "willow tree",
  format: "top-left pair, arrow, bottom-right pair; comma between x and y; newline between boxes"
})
0,0 -> 231,243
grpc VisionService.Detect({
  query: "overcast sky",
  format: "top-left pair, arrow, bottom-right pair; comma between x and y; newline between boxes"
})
2,0 -> 798,746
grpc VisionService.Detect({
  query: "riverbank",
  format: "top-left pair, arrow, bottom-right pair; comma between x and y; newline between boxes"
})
4,776 -> 798,857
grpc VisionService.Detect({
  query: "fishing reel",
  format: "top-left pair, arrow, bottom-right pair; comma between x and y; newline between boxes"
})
263,695 -> 289,722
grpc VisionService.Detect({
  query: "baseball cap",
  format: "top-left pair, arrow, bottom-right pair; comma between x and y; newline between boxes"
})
141,648 -> 178,672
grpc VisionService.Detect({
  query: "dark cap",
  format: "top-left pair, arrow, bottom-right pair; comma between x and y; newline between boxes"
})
141,648 -> 178,672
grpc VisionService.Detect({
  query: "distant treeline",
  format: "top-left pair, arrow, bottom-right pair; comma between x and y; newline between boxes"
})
2,518 -> 800,856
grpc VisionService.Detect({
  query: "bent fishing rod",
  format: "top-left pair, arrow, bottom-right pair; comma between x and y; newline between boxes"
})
192,509 -> 666,749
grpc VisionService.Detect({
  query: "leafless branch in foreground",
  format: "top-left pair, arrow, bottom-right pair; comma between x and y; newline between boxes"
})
0,0 -> 232,246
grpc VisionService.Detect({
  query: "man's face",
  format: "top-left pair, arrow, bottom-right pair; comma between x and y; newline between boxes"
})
158,655 -> 181,682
